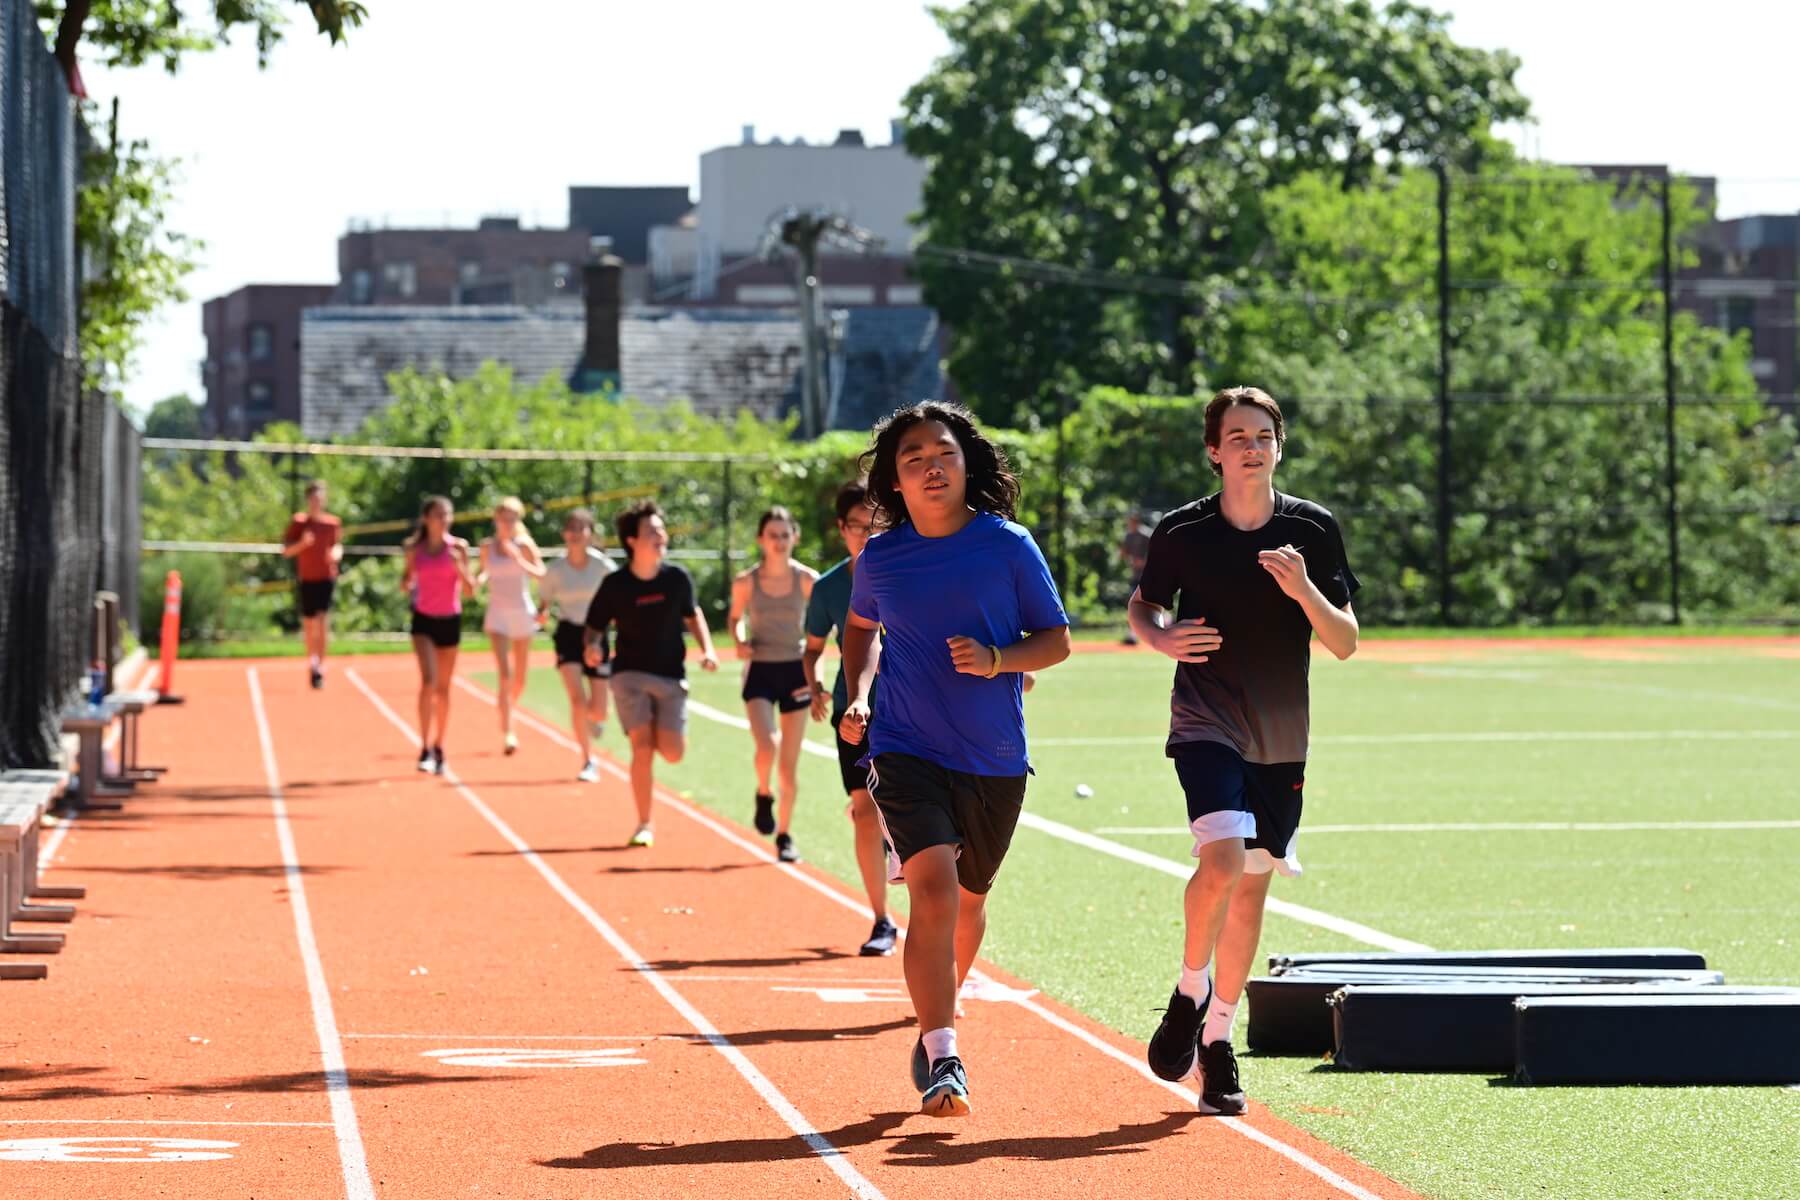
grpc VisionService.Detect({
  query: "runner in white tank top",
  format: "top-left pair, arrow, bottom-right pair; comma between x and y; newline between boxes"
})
539,508 -> 616,781
727,506 -> 818,862
480,497 -> 546,755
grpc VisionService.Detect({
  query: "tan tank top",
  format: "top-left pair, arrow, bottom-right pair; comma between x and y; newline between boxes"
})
746,566 -> 806,663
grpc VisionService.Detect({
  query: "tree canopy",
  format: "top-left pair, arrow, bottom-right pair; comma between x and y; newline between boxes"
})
902,0 -> 1528,423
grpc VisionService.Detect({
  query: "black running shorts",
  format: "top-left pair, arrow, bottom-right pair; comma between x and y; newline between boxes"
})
742,660 -> 811,713
297,579 -> 335,618
830,709 -> 870,795
410,611 -> 463,649
867,752 -> 1026,895
553,619 -> 605,679
1171,739 -> 1305,876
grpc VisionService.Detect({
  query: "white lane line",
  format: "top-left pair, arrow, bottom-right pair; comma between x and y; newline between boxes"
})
0,1119 -> 335,1129
1012,809 -> 1431,953
685,694 -> 1429,952
343,1033 -> 688,1042
1098,820 -> 1800,836
246,668 -> 377,1200
1036,728 -> 1800,748
38,812 -> 77,870
361,670 -> 884,1200
481,677 -> 1405,1200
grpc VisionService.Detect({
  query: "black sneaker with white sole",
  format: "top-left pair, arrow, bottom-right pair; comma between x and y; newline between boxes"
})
920,1054 -> 970,1118
775,832 -> 798,863
909,1036 -> 929,1092
1147,986 -> 1209,1082
430,746 -> 446,776
1196,1038 -> 1246,1115
860,917 -> 898,957
753,792 -> 776,836
417,747 -> 433,773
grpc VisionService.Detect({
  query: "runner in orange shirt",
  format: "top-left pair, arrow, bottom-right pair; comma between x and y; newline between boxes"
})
282,480 -> 344,689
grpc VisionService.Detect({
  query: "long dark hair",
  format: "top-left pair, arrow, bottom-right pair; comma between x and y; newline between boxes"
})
859,402 -> 1019,528
406,495 -> 453,548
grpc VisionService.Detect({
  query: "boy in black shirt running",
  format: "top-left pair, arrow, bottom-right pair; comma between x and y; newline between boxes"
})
584,500 -> 719,847
1131,387 -> 1360,1115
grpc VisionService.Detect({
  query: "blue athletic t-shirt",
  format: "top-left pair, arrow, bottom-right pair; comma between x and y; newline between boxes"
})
849,512 -> 1068,777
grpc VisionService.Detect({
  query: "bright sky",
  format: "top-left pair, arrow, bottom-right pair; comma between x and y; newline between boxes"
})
83,0 -> 1800,415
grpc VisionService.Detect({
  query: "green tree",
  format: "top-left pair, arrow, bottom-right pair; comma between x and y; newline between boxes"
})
141,392 -> 203,439
41,1 -> 364,82
39,2 -> 365,393
1049,159 -> 1799,626
902,0 -> 1528,423
77,104 -> 201,393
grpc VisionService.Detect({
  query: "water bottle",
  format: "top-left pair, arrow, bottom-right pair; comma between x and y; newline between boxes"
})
87,662 -> 107,708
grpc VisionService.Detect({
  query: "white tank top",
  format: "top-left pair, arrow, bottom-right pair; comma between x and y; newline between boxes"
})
485,539 -> 536,621
541,553 -> 614,623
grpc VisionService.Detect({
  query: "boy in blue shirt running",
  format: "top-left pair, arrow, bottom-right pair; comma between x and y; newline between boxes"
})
839,402 -> 1071,1119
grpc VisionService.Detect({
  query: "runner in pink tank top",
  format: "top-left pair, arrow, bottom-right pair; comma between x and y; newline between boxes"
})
401,496 -> 476,775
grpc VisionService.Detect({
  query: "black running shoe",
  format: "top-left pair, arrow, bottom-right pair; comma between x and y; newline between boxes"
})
1147,986 -> 1209,1082
775,832 -> 798,863
430,746 -> 446,776
1196,1038 -> 1246,1115
310,666 -> 324,689
909,1037 -> 929,1092
417,747 -> 433,773
860,917 -> 898,957
753,792 -> 776,835
920,1055 -> 970,1118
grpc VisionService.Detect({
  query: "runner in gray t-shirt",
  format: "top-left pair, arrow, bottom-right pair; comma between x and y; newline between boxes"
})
1129,387 -> 1361,1118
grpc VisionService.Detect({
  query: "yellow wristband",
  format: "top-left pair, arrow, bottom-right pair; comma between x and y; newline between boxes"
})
985,644 -> 1003,679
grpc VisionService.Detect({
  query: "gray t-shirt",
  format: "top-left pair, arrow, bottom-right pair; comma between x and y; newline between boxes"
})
1136,492 -> 1359,765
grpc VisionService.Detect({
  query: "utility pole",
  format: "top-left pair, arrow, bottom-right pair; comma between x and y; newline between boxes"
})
1434,163 -> 1454,627
764,209 -> 881,439
1659,176 -> 1682,624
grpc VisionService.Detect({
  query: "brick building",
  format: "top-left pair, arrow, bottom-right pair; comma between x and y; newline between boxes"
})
336,217 -> 594,308
200,283 -> 335,436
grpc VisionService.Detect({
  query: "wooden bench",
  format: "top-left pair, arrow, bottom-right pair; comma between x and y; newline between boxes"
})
108,688 -> 167,782
0,791 -> 65,961
59,702 -> 132,811
0,771 -> 85,901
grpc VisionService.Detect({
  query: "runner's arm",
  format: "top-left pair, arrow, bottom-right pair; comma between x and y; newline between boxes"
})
726,574 -> 752,659
949,626 -> 1071,676
454,541 -> 480,596
517,540 -> 547,580
842,612 -> 879,708
280,518 -> 308,558
1127,588 -> 1222,663
1258,545 -> 1358,660
684,606 -> 720,671
400,545 -> 418,592
803,633 -> 830,721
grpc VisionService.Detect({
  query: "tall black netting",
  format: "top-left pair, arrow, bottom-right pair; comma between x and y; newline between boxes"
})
0,0 -> 140,768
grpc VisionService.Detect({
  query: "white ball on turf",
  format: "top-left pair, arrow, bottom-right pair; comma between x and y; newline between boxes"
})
1074,783 -> 1094,798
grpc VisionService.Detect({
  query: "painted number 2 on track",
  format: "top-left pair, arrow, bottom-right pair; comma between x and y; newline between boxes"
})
421,1047 -> 647,1069
0,1137 -> 237,1162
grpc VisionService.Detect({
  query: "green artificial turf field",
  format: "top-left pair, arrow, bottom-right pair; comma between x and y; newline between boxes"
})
481,637 -> 1800,1200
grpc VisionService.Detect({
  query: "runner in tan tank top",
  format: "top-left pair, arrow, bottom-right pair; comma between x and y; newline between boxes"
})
727,506 -> 818,862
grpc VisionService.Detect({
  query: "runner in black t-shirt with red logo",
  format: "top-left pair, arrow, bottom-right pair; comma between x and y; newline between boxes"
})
584,500 -> 719,848
1131,387 -> 1361,1116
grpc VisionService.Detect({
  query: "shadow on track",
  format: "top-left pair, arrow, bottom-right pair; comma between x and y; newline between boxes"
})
539,1110 -> 1205,1169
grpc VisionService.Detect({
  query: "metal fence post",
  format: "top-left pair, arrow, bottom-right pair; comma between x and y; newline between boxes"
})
1435,162 -> 1454,627
1660,177 -> 1683,624
719,457 -> 735,612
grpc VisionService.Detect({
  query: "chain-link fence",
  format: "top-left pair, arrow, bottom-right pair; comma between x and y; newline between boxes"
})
2,0 -> 143,768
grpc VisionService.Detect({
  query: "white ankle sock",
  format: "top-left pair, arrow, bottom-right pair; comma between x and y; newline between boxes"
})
922,1026 -> 957,1065
1201,997 -> 1239,1046
1177,962 -> 1211,1005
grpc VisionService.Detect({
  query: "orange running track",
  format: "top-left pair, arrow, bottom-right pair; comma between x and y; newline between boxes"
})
1,656 -> 1427,1199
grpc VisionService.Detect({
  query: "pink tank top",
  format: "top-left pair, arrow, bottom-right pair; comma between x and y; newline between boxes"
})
412,542 -> 462,617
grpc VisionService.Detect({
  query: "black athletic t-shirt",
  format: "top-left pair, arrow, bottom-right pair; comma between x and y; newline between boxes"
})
1137,492 -> 1359,764
584,564 -> 697,680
